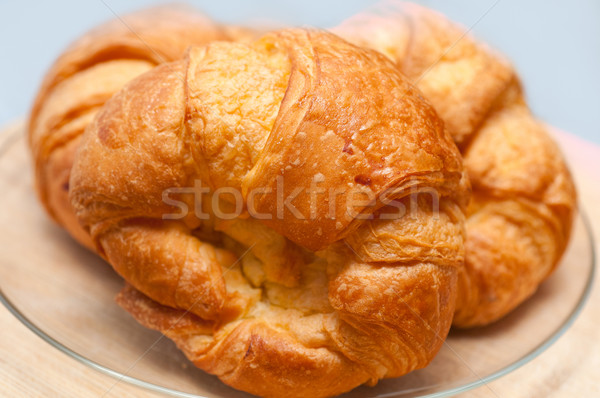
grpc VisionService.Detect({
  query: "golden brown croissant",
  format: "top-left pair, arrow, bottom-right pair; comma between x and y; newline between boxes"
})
69,29 -> 469,397
332,1 -> 577,327
28,6 -> 244,249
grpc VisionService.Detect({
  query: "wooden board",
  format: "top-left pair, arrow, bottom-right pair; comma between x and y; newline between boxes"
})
1,121 -> 599,397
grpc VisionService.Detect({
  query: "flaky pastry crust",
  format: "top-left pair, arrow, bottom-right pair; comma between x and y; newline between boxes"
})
69,29 -> 469,397
28,6 -> 247,249
333,1 -> 577,327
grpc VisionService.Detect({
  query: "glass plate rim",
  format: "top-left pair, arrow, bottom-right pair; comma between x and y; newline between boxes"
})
0,127 -> 596,398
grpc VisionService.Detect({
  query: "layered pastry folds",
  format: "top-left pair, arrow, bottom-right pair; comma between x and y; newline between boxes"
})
27,2 -> 578,397
333,1 -> 577,327
68,29 -> 469,397
28,6 -> 250,249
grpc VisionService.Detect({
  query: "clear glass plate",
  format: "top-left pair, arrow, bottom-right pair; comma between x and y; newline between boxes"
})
0,127 -> 595,398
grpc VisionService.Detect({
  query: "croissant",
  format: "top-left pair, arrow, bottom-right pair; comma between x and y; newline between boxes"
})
69,29 -> 469,397
28,6 -> 244,249
332,1 -> 577,327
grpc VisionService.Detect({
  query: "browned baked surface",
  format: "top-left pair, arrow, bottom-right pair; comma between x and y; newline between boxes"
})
69,29 -> 469,397
333,1 -> 577,327
28,6 -> 244,249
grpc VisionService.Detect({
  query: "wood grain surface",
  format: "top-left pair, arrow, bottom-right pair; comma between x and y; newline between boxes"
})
1,121 -> 598,398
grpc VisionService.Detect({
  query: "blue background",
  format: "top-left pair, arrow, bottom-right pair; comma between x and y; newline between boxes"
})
1,0 -> 599,144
